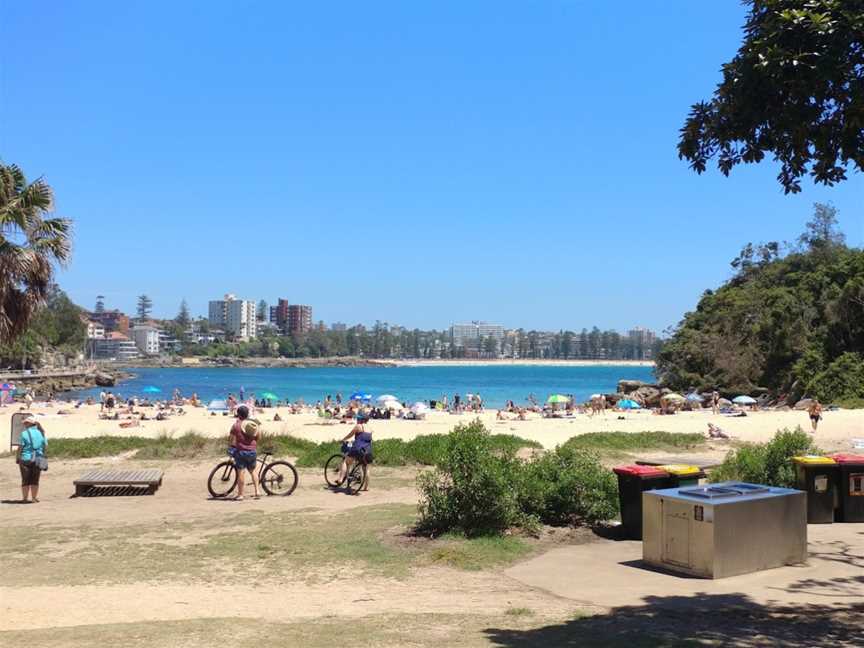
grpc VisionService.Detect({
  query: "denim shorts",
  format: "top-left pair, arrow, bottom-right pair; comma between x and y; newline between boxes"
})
234,450 -> 257,471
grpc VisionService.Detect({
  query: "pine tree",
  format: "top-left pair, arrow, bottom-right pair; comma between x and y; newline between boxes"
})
136,295 -> 153,321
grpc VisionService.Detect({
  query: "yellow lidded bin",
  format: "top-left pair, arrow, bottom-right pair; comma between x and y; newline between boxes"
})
792,455 -> 836,465
659,464 -> 705,486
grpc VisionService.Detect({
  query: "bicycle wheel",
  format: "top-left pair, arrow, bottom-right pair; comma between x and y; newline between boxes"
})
324,454 -> 345,488
260,460 -> 299,496
208,461 -> 238,498
345,462 -> 366,495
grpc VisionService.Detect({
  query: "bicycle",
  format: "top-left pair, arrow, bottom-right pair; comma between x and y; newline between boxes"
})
207,448 -> 298,498
324,443 -> 368,495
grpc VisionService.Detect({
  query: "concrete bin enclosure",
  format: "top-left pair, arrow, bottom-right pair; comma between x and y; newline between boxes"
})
642,482 -> 807,579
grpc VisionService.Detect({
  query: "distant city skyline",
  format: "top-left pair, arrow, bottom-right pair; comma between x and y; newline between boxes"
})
4,3 -> 861,334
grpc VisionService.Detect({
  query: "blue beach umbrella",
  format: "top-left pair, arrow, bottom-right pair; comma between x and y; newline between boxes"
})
350,392 -> 372,402
142,386 -> 162,394
686,393 -> 704,402
733,395 -> 757,405
207,399 -> 228,411
617,399 -> 641,410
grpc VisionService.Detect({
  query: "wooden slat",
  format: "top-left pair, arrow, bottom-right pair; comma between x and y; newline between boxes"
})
74,469 -> 163,486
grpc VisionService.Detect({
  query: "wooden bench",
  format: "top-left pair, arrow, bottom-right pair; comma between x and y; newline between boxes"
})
74,469 -> 164,496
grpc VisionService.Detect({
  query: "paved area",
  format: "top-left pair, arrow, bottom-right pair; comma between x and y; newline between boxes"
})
505,523 -> 864,609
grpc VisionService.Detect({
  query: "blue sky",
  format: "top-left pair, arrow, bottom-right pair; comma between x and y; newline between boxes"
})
2,1 -> 861,333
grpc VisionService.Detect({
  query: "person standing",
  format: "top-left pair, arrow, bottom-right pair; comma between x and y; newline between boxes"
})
711,391 -> 720,415
16,414 -> 47,503
228,405 -> 260,500
808,399 -> 823,433
24,391 -> 34,410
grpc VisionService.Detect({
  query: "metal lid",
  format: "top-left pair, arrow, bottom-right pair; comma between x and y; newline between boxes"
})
792,455 -> 836,465
613,464 -> 668,477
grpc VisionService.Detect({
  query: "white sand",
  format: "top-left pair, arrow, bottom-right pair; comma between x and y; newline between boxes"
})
2,402 -> 861,451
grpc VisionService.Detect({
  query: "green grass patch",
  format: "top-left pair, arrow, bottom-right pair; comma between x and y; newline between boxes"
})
429,534 -> 532,570
505,607 -> 535,617
563,431 -> 706,455
43,430 -> 541,468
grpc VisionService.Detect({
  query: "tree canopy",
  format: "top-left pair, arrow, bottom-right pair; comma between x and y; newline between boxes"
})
656,204 -> 864,403
0,162 -> 72,344
679,1 -> 864,193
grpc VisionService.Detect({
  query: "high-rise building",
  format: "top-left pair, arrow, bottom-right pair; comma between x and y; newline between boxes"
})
209,294 -> 257,340
628,327 -> 657,345
331,322 -> 347,332
450,321 -> 505,356
287,304 -> 312,334
275,298 -> 290,332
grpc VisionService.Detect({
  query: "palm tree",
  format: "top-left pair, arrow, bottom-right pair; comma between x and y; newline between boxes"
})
0,163 -> 72,344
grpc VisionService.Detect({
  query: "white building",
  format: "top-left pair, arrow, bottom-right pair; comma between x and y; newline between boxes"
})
131,325 -> 160,355
209,294 -> 257,340
84,319 -> 105,339
89,333 -> 140,361
450,321 -> 505,355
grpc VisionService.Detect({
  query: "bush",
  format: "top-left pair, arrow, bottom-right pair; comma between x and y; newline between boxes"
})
808,352 -> 864,403
521,445 -> 619,526
711,427 -> 820,488
417,420 -> 619,537
417,420 -> 526,537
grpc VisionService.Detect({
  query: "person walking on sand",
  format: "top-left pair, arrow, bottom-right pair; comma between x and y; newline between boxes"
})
808,399 -> 823,433
16,414 -> 47,503
711,391 -> 720,415
228,405 -> 260,500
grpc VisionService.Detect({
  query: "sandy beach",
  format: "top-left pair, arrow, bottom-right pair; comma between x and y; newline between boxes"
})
3,402 -> 861,451
392,359 -> 656,367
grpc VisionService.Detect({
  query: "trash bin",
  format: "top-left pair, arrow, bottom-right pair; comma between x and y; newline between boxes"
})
658,464 -> 705,487
792,455 -> 838,524
612,465 -> 672,540
829,454 -> 864,523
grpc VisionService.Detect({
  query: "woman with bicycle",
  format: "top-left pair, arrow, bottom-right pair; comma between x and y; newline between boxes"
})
229,405 -> 260,500
336,412 -> 373,491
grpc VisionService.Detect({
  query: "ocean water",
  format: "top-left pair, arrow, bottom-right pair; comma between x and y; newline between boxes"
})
69,365 -> 655,408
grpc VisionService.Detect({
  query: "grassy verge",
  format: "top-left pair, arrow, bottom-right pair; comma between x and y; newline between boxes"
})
42,431 -> 542,466
0,504 -> 535,587
562,431 -> 706,457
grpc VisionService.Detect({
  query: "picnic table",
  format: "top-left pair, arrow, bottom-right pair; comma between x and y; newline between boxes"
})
74,469 -> 164,496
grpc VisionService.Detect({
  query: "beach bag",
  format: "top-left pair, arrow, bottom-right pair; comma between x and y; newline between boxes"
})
26,430 -> 48,471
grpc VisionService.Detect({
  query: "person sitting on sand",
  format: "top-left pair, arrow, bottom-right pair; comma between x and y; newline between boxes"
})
496,410 -> 507,421
808,399 -> 823,433
273,412 -> 282,422
707,423 -> 730,439
336,413 -> 373,491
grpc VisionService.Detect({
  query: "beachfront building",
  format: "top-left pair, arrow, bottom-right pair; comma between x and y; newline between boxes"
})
208,294 -> 257,340
450,321 -> 505,358
88,309 -> 130,334
83,318 -> 105,340
88,332 -> 140,361
131,324 -> 160,355
287,304 -> 312,334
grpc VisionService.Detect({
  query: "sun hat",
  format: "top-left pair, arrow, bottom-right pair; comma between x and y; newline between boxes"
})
22,414 -> 37,425
242,419 -> 260,437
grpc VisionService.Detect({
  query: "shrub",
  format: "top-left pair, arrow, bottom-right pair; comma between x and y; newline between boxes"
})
520,445 -> 619,526
808,352 -> 864,403
417,420 -> 526,537
417,420 -> 619,537
711,427 -> 820,488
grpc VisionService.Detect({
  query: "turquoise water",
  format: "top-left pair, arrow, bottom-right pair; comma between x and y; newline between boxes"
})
70,365 -> 654,408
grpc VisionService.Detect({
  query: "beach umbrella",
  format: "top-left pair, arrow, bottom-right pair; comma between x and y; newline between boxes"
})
590,393 -> 601,399
259,391 -> 279,401
350,392 -> 372,402
663,393 -> 685,402
686,393 -> 704,402
142,386 -> 161,394
207,399 -> 228,411
617,399 -> 641,409
383,400 -> 403,410
733,395 -> 757,405
377,394 -> 398,403
410,402 -> 428,413
547,394 -> 571,404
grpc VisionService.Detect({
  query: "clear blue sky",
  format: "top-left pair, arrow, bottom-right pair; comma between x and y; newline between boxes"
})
2,1 -> 861,334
